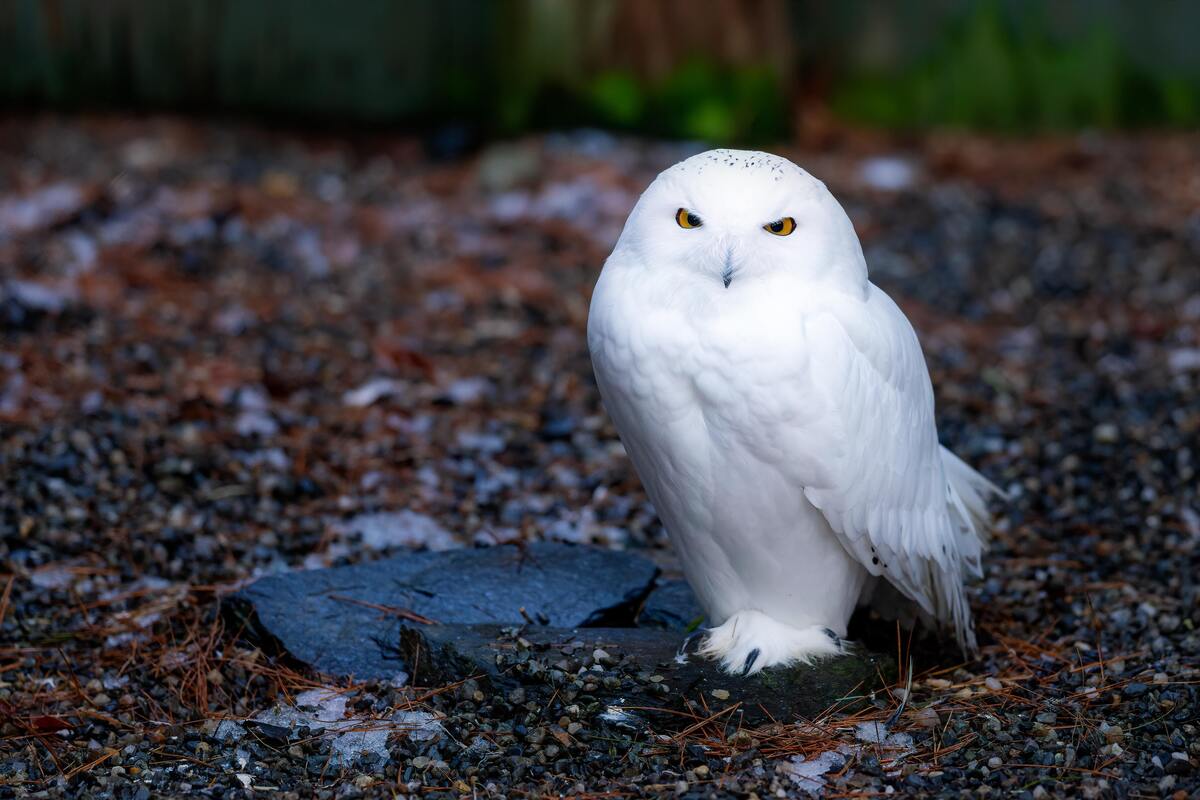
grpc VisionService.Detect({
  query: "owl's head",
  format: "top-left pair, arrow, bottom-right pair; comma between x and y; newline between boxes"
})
614,149 -> 867,291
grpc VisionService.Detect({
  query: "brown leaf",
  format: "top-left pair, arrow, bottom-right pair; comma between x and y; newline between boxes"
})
30,715 -> 73,733
372,325 -> 435,379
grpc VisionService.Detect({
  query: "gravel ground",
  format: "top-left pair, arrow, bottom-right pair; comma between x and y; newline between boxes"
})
1,117 -> 1198,798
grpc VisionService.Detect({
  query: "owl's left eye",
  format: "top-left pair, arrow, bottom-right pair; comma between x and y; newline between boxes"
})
764,217 -> 796,236
676,208 -> 703,229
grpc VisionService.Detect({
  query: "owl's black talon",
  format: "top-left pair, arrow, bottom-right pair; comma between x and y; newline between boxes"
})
676,630 -> 706,661
822,627 -> 840,644
742,648 -> 761,676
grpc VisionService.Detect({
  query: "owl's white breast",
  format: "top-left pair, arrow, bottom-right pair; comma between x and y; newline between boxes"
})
588,258 -> 868,629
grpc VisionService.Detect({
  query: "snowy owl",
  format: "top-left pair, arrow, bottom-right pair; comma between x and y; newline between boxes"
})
588,149 -> 997,675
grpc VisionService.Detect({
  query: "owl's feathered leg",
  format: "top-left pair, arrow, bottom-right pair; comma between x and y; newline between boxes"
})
697,610 -> 846,675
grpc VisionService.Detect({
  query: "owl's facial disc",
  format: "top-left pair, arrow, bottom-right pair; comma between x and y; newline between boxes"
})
672,209 -> 782,288
619,149 -> 868,292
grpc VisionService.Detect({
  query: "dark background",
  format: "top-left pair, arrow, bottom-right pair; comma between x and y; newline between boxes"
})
4,0 -> 1200,139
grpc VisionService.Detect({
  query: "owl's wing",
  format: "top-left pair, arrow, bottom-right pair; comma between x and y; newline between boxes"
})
791,286 -> 996,651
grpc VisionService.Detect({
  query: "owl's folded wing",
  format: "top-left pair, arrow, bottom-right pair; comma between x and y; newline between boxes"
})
789,288 -> 996,651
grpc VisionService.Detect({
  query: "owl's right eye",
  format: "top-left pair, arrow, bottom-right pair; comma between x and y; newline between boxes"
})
675,208 -> 702,229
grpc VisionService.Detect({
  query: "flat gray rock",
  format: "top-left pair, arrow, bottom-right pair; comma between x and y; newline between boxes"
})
230,542 -> 893,725
230,542 -> 658,679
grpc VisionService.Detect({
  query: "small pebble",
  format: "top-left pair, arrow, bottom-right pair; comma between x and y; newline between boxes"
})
912,706 -> 940,729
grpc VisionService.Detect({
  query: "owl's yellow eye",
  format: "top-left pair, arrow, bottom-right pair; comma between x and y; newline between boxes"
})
764,217 -> 796,236
676,208 -> 702,229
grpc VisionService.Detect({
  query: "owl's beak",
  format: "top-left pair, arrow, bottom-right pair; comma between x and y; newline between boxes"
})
721,247 -> 735,288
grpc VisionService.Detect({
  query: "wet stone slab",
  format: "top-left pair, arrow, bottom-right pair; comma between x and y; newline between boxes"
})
230,542 -> 892,725
230,542 -> 658,678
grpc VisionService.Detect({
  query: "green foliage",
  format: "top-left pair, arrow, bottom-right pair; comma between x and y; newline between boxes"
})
578,62 -> 786,144
588,71 -> 645,127
832,1 -> 1200,131
504,60 -> 787,144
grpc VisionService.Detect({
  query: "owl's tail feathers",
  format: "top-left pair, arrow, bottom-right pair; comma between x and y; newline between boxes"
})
860,451 -> 1001,659
940,446 -> 1004,575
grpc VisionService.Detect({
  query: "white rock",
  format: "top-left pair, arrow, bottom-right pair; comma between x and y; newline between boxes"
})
340,510 -> 459,551
859,157 -> 916,191
0,184 -> 86,235
444,377 -> 492,405
854,721 -> 913,750
30,567 -> 76,590
213,720 -> 246,742
343,378 -> 406,408
778,750 -> 846,795
330,727 -> 390,767
5,280 -> 72,312
393,710 -> 443,743
1168,348 -> 1200,373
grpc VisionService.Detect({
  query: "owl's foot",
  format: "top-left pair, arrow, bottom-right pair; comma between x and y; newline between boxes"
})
697,610 -> 846,676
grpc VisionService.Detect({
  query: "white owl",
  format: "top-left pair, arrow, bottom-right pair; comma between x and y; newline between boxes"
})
588,149 -> 998,675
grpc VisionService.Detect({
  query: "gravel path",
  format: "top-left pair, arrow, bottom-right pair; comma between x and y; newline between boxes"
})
1,118 -> 1197,797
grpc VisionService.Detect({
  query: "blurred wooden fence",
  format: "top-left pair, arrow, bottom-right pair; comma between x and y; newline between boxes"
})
0,0 -> 497,120
2,0 -> 1199,134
